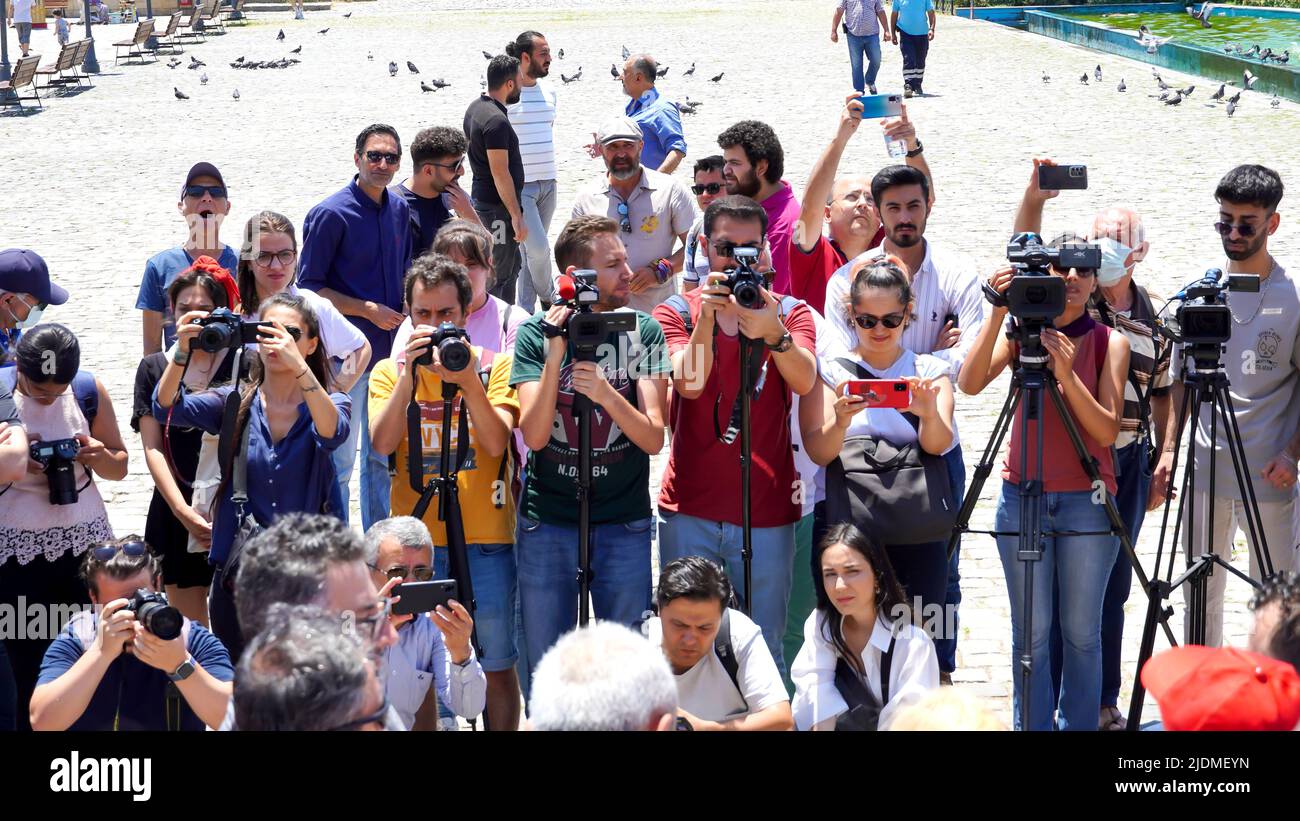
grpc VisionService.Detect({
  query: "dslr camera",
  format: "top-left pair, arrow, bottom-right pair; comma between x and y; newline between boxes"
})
125,588 -> 183,640
413,321 -> 472,371
718,246 -> 766,310
1162,268 -> 1261,368
552,270 -> 637,352
29,437 -> 82,506
191,308 -> 271,353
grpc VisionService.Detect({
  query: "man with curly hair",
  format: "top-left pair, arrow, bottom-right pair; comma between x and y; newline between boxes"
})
397,126 -> 482,258
717,121 -> 802,296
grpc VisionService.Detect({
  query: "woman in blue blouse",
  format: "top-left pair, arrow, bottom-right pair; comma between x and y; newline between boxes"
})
154,292 -> 351,658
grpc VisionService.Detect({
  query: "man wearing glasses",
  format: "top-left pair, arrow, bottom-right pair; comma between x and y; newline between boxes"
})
571,116 -> 696,313
1158,164 -> 1300,648
364,518 -> 487,731
396,126 -> 482,259
299,124 -> 413,530
29,539 -> 233,731
136,163 -> 239,355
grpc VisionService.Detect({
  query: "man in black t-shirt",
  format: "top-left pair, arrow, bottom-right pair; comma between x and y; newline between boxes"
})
396,126 -> 483,258
465,54 -> 527,304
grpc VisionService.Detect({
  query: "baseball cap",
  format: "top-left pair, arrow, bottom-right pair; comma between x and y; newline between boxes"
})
1141,645 -> 1300,731
0,249 -> 69,306
596,116 -> 643,146
180,161 -> 228,199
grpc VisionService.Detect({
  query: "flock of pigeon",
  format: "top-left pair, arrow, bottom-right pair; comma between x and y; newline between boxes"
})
1050,60 -> 1281,117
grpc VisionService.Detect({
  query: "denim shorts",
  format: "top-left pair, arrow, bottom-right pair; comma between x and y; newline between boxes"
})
433,542 -> 519,672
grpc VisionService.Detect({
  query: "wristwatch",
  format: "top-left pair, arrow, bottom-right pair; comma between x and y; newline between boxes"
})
168,654 -> 196,682
767,331 -> 794,353
906,139 -> 925,158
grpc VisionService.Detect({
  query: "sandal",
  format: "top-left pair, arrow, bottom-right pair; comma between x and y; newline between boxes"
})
1099,705 -> 1126,731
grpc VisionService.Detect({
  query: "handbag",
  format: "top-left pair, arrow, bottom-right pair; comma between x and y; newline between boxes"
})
824,358 -> 956,545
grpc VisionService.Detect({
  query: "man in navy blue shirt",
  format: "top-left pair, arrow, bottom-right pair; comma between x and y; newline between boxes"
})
30,539 -> 233,731
298,124 -> 413,529
395,125 -> 482,258
136,163 -> 240,355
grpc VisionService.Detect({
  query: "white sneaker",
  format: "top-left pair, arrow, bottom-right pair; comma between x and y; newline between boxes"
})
438,717 -> 460,732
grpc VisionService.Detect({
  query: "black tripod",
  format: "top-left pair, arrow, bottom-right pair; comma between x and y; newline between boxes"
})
736,334 -> 759,617
947,326 -> 1172,732
1125,346 -> 1274,729
572,348 -> 597,628
408,380 -> 489,731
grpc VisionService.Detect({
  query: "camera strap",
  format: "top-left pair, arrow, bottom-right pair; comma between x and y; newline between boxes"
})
715,339 -> 768,445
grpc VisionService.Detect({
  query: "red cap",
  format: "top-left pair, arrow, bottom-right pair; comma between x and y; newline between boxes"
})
1141,645 -> 1300,731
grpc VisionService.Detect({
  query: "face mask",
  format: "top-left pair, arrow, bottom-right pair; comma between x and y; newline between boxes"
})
1096,237 -> 1134,286
2,294 -> 46,331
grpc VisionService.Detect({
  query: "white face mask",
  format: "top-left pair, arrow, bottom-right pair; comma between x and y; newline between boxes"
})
1096,237 -> 1134,286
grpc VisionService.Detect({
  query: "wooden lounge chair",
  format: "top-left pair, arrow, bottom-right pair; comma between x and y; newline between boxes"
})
113,18 -> 156,65
35,41 -> 79,90
177,5 -> 207,44
151,11 -> 185,54
0,56 -> 44,112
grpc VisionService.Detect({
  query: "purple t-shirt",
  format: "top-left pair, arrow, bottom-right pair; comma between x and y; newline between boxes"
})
762,180 -> 803,296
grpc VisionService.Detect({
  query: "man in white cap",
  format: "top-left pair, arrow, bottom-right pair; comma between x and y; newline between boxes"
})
570,115 -> 697,313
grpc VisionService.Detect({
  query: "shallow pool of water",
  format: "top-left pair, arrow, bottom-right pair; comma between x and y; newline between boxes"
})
1063,10 -> 1300,58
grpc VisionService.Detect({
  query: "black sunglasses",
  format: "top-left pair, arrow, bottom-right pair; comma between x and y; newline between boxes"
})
1214,220 -> 1260,238
853,313 -> 906,330
365,150 -> 401,166
426,158 -> 464,172
616,202 -> 631,233
1049,265 -> 1097,279
327,698 -> 391,731
691,182 -> 723,196
283,325 -> 303,341
711,241 -> 760,258
184,184 -> 227,199
91,539 -> 148,561
371,564 -> 434,582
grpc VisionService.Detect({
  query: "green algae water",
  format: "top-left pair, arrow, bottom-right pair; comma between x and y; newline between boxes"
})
1063,11 -> 1300,57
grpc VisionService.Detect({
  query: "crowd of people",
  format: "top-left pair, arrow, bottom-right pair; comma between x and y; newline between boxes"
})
1,24 -> 1298,733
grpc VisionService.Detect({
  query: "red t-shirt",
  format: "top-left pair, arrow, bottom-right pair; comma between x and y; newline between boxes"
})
786,228 -> 885,314
653,292 -> 818,528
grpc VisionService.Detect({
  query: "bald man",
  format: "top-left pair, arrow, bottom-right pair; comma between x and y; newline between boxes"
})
621,54 -> 687,174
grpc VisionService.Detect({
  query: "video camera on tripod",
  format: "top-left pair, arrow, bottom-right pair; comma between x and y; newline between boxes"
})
985,232 -> 1102,363
1159,268 -> 1261,368
548,269 -> 638,347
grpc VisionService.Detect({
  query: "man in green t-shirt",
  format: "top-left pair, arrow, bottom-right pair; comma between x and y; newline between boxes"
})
509,214 -> 670,687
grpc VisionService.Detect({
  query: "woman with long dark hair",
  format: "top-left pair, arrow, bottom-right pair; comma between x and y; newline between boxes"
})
791,523 -> 939,730
154,292 -> 350,658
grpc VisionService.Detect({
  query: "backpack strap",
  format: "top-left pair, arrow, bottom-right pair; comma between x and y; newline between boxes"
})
880,631 -> 898,705
0,365 -> 98,426
713,609 -> 748,711
663,293 -> 693,336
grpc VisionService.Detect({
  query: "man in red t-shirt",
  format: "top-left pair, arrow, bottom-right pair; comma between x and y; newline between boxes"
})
789,96 -> 933,314
652,195 -> 818,675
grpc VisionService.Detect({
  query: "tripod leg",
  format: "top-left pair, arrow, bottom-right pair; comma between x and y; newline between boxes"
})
946,381 -> 1020,561
1014,381 -> 1045,732
1124,579 -> 1168,731
1217,387 -> 1277,580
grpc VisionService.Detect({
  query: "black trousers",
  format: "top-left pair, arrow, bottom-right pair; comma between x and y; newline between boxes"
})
899,32 -> 930,93
475,202 -> 523,306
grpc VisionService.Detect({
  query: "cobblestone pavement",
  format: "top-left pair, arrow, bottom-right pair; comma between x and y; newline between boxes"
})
3,0 -> 1298,726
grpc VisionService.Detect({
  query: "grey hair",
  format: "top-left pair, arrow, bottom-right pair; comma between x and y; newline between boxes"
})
631,54 -> 658,84
363,516 -> 434,566
234,513 -> 366,638
234,604 -> 373,731
529,621 -> 677,731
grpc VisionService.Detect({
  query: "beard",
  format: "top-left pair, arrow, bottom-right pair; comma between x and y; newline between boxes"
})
1223,230 -> 1266,261
506,86 -> 522,105
609,158 -> 641,181
528,61 -> 549,79
727,169 -> 761,198
887,221 -> 923,248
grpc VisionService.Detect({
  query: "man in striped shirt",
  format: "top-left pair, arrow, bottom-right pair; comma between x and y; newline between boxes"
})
507,31 -> 560,313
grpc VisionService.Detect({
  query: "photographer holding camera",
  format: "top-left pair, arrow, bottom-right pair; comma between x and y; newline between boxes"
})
368,255 -> 521,729
653,195 -> 818,675
646,557 -> 793,731
29,539 -> 233,731
959,233 -> 1131,731
0,324 -> 127,731
154,293 -> 351,659
510,214 -> 671,685
1157,164 -> 1300,649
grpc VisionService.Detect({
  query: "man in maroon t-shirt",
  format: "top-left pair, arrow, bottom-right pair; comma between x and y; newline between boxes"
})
789,96 -> 933,314
652,195 -> 818,674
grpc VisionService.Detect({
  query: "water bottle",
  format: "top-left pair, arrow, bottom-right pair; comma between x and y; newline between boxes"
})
884,134 -> 908,159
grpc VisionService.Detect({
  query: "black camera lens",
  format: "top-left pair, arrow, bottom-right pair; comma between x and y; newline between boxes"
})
196,321 -> 236,353
732,281 -> 763,310
30,438 -> 81,506
129,590 -> 183,641
438,337 -> 471,372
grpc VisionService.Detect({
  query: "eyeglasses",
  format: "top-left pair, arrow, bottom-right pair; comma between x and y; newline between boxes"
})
326,697 -> 391,731
616,202 -> 631,233
255,250 -> 297,268
853,312 -> 906,330
369,563 -> 434,582
283,325 -> 303,342
1214,220 -> 1261,238
184,184 -> 227,199
353,597 -> 393,643
711,241 -> 760,258
1049,265 -> 1097,279
426,158 -> 464,172
91,538 -> 148,561
691,182 -> 723,196
365,151 -> 401,166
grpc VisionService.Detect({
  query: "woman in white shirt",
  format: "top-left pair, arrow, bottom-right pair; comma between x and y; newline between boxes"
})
791,522 -> 939,730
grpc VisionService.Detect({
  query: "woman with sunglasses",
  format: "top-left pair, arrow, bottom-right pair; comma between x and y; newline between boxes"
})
133,267 -> 241,628
0,324 -> 128,730
154,293 -> 351,656
958,233 -> 1130,731
801,257 -> 956,632
237,211 -> 371,394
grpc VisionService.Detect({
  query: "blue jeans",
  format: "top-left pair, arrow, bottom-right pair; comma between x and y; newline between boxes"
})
846,31 -> 882,93
516,179 -> 557,314
1049,440 -> 1151,709
995,482 -> 1119,731
332,370 -> 391,530
936,445 -> 966,673
433,543 -> 519,672
516,515 -> 653,693
657,509 -> 796,675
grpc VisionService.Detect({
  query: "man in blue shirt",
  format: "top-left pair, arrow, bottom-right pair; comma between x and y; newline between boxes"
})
136,162 -> 240,355
30,540 -> 233,731
891,0 -> 936,97
298,124 -> 413,529
622,54 -> 687,175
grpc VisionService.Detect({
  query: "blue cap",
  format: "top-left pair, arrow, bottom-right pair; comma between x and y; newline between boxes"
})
0,249 -> 69,306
